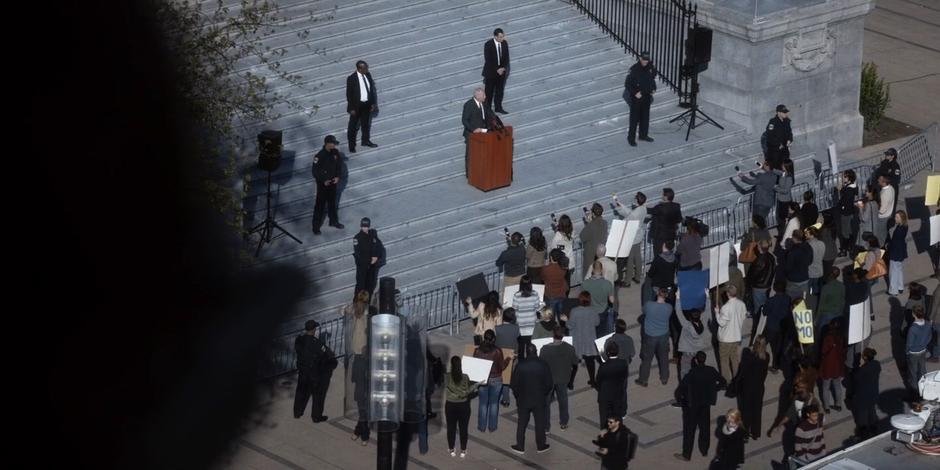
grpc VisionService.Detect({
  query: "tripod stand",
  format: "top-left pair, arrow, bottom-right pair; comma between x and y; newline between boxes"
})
249,169 -> 302,256
669,72 -> 723,141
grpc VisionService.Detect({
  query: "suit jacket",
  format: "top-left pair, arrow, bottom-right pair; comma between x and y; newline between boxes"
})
511,357 -> 553,408
461,98 -> 489,138
595,358 -> 629,404
482,39 -> 509,79
648,201 -> 683,241
852,360 -> 881,408
676,364 -> 726,409
346,72 -> 377,112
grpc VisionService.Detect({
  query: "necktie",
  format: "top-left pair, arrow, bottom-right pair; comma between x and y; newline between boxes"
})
479,102 -> 484,121
362,74 -> 369,93
495,40 -> 501,65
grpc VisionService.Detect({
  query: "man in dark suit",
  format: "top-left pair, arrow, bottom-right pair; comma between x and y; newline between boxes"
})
293,320 -> 337,422
511,343 -> 553,455
345,60 -> 378,153
595,342 -> 629,429
674,351 -> 726,461
482,28 -> 510,114
647,187 -> 683,253
461,87 -> 490,177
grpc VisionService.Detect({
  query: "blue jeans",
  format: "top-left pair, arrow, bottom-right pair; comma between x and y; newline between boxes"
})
478,378 -> 502,432
546,298 -> 565,318
751,287 -> 769,317
545,383 -> 569,430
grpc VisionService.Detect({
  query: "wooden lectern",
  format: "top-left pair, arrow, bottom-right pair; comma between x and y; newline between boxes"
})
467,126 -> 513,191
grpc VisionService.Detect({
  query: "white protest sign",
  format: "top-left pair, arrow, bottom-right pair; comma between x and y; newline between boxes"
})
461,356 -> 493,383
931,214 -> 940,246
827,141 -> 838,174
502,284 -> 546,308
594,332 -> 615,361
733,241 -> 745,276
707,242 -> 731,288
605,219 -> 640,258
848,301 -> 872,345
532,336 -> 573,356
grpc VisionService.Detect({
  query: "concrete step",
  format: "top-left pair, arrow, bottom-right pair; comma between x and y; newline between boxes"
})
245,85 -> 675,210
234,0 -> 574,74
244,56 -> 636,190
277,140 -> 823,334
244,96 -> 684,230
255,33 -> 625,132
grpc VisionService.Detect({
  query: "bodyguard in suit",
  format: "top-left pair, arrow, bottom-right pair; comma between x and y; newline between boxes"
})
345,60 -> 378,153
461,88 -> 490,177
625,51 -> 656,146
674,351 -> 726,461
511,343 -> 554,455
482,28 -> 510,114
294,320 -> 337,423
595,342 -> 630,429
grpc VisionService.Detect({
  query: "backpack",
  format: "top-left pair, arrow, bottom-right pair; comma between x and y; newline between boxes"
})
625,427 -> 639,461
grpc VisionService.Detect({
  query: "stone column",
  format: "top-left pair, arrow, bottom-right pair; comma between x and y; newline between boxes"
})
695,0 -> 874,152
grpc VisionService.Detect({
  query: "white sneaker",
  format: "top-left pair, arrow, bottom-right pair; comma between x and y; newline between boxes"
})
459,451 -> 467,459
449,449 -> 456,457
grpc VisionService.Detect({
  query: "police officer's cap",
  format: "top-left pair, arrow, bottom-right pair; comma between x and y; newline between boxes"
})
776,104 -> 789,113
324,135 -> 340,145
360,217 -> 371,228
304,319 -> 319,331
639,51 -> 651,60
884,147 -> 897,157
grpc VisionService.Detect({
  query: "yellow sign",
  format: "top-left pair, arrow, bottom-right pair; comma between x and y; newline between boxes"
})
926,175 -> 939,206
792,300 -> 815,344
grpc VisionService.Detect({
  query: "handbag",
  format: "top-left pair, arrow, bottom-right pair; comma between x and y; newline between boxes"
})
865,258 -> 887,280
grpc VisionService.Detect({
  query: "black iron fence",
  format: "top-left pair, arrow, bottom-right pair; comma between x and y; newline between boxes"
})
260,126 -> 937,379
572,0 -> 698,98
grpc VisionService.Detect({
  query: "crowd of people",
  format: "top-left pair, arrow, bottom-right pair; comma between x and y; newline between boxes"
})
297,25 -> 940,467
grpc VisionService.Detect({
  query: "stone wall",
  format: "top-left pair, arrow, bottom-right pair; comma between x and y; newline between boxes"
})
695,0 -> 874,153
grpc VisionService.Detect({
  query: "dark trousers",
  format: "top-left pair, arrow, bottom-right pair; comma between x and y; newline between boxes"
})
776,201 -> 789,237
355,263 -> 379,298
765,147 -> 790,170
639,334 -> 670,384
484,75 -> 507,110
546,383 -> 570,429
445,401 -> 471,451
312,183 -> 339,229
355,419 -> 371,441
766,329 -> 782,370
852,404 -> 878,439
598,398 -> 625,429
347,103 -> 372,148
628,97 -> 651,142
575,354 -> 598,385
516,404 -> 548,451
737,386 -> 764,440
464,138 -> 470,178
681,405 -> 711,458
293,371 -> 330,420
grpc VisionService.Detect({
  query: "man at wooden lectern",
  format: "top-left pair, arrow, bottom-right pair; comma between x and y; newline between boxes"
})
462,88 -> 490,178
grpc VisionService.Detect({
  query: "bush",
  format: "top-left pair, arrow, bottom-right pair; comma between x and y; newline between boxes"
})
859,62 -> 891,131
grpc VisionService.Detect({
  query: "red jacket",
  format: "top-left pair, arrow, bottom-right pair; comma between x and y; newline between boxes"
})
819,334 -> 846,379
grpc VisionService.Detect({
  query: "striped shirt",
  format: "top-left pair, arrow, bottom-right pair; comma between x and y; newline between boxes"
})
513,291 -> 542,336
794,417 -> 825,461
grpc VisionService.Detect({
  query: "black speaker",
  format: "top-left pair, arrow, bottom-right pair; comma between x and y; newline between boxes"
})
684,26 -> 713,74
257,130 -> 282,172
379,277 -> 396,314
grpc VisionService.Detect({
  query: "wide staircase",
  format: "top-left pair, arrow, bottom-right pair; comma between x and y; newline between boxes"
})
231,0 -> 824,337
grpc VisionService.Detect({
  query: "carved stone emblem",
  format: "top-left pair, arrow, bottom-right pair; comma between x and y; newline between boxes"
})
784,26 -> 836,72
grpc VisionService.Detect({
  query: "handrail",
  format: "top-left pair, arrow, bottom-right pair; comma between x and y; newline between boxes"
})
259,127 -> 936,379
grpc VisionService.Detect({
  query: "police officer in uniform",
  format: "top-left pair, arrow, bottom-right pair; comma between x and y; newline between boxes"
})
354,217 -> 384,298
625,51 -> 657,147
294,319 -> 337,422
763,104 -> 793,169
312,135 -> 344,234
874,147 -> 901,211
